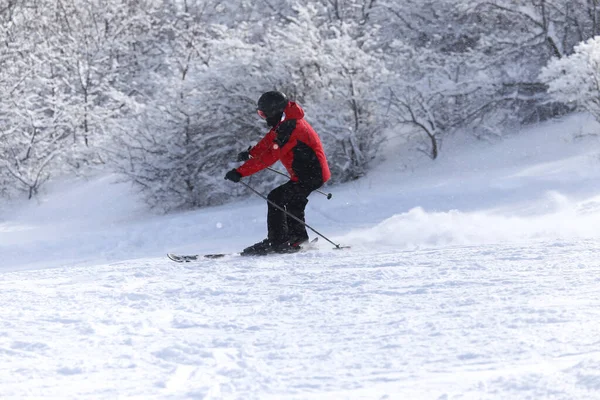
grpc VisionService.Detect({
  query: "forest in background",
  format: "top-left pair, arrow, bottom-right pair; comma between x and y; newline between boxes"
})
1,0 -> 599,212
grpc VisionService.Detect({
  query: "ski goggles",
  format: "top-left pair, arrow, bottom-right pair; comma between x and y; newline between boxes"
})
257,109 -> 267,119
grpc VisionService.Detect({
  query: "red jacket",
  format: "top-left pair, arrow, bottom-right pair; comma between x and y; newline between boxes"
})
237,102 -> 331,186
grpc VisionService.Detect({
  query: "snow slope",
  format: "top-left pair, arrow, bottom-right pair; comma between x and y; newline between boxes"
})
2,114 -> 600,399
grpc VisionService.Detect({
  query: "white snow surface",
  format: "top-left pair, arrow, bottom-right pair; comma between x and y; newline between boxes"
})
2,114 -> 600,399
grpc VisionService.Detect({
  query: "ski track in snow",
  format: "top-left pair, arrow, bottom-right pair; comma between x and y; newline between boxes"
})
2,241 -> 600,399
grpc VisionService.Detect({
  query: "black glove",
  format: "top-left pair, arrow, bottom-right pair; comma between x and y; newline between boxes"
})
237,146 -> 252,162
225,169 -> 242,183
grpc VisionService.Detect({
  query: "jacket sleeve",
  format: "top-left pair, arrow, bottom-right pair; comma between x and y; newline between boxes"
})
237,131 -> 280,177
248,131 -> 274,159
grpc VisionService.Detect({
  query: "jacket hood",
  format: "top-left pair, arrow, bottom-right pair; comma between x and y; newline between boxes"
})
283,101 -> 305,120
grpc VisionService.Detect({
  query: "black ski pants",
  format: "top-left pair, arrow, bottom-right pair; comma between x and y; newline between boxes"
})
267,180 -> 321,245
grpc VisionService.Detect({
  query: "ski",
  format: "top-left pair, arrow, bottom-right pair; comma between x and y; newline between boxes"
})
167,238 -> 321,263
166,253 -> 201,262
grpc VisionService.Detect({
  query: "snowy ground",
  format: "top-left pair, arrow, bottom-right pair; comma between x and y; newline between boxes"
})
2,114 -> 600,399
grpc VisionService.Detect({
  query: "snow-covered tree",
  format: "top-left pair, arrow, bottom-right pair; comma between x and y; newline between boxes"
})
454,0 -> 600,123
0,0 -> 71,198
112,2 -> 391,211
0,0 -> 159,198
110,16 -> 271,211
540,36 -> 600,122
2,0 -> 598,207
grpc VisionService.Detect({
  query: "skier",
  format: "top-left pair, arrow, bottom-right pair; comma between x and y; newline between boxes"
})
224,91 -> 331,255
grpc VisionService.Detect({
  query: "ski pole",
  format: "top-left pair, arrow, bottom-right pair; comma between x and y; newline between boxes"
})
239,180 -> 348,250
266,167 -> 333,200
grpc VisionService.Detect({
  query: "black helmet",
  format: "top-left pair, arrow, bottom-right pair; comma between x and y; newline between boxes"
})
257,91 -> 288,118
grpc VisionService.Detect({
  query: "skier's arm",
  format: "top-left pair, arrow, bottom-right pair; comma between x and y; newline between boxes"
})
236,150 -> 279,177
248,131 -> 274,158
237,132 -> 280,177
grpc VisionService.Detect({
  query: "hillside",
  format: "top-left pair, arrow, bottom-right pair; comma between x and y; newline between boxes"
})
1,114 -> 600,399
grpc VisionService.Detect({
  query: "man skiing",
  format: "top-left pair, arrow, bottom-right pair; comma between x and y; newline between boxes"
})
224,91 -> 331,255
